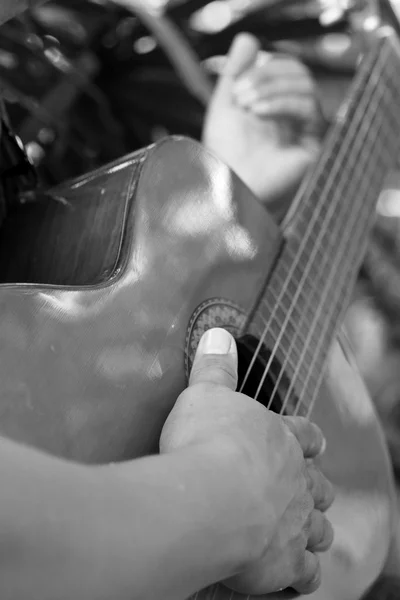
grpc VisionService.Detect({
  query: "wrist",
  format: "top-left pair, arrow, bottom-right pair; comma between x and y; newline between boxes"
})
104,439 -> 269,594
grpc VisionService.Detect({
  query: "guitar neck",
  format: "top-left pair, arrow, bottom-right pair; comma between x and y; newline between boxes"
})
257,32 -> 400,414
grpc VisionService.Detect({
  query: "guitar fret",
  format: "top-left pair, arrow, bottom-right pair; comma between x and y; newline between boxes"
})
278,250 -> 329,302
270,259 -> 315,300
264,293 -> 325,347
249,35 -> 400,407
251,315 -> 313,383
252,308 -> 316,369
296,158 -> 385,408
268,261 -> 327,335
263,295 -> 320,351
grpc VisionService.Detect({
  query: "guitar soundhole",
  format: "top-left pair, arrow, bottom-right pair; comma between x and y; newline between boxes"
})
237,334 -> 298,415
185,299 -> 300,415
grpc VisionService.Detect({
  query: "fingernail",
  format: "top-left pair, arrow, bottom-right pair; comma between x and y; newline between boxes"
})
197,328 -> 233,355
320,436 -> 327,455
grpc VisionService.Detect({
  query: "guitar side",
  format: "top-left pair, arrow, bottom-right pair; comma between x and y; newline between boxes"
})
0,138 -> 395,599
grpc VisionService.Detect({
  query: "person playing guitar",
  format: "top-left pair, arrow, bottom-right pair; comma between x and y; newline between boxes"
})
0,3 -> 336,599
204,30 -> 400,600
0,2 -> 398,599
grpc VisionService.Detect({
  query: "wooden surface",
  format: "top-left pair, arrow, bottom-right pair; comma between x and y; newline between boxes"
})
0,0 -> 47,25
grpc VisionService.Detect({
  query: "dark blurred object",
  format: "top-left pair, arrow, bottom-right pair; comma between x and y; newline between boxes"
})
0,0 -> 46,26
0,0 -> 362,187
362,575 -> 400,600
0,99 -> 38,210
0,1 -> 127,186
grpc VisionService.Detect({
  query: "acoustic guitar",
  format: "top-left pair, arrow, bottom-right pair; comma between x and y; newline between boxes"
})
0,3 -> 399,600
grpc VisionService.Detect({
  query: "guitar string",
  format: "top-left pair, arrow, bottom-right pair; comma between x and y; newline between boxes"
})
265,52 -> 391,415
237,37 -> 387,396
262,38 -> 397,374
294,114 -> 398,419
290,53 -> 400,419
256,42 -> 389,407
195,128 -> 385,600
289,105 -> 389,418
265,71 -> 386,410
238,37 -> 389,398
295,131 -> 393,417
296,158 -> 387,419
236,49 -> 375,391
253,37 -> 388,352
300,228 -> 373,418
190,36 -> 392,600
300,59 -> 400,419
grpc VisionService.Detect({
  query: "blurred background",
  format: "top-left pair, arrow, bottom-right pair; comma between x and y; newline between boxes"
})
2,2 -> 400,594
0,0 -> 375,185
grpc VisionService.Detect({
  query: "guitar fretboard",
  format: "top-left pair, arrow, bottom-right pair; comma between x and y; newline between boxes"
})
252,33 -> 400,415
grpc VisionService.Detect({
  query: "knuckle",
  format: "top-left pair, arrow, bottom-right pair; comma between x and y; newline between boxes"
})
296,416 -> 308,427
298,530 -> 308,551
311,474 -> 322,500
314,473 -> 335,511
304,491 -> 315,514
293,549 -> 307,580
303,511 -> 314,535
305,555 -> 321,585
292,540 -> 307,581
296,551 -> 320,590
318,518 -> 335,551
304,465 -> 315,492
191,358 -> 237,387
309,422 -> 324,451
284,417 -> 324,455
322,480 -> 336,511
298,482 -> 315,516
281,416 -> 295,440
188,381 -> 218,397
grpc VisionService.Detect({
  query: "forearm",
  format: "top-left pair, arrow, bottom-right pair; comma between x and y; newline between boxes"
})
0,436 -> 260,600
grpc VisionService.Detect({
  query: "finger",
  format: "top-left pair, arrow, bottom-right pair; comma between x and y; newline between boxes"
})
306,509 -> 335,552
234,79 -> 314,108
305,462 -> 335,511
293,551 -> 321,595
283,416 -> 326,458
210,34 -> 260,113
233,56 -> 311,94
249,97 -> 316,122
223,33 -> 261,81
189,328 -> 238,390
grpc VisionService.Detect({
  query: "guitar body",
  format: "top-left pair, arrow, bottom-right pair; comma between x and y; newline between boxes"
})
0,138 -> 395,599
194,336 -> 396,600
